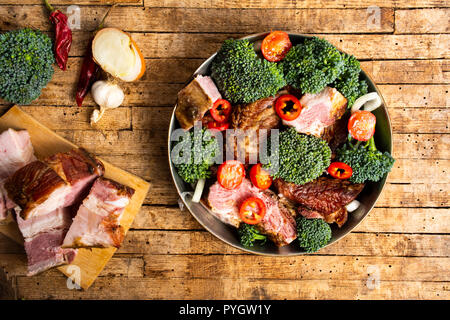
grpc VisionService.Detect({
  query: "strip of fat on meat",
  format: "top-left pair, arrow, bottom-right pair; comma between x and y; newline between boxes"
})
4,148 -> 104,220
0,129 -> 36,220
63,177 -> 135,249
207,178 -> 297,246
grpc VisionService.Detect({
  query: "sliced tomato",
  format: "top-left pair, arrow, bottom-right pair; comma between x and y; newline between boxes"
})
348,110 -> 376,141
261,31 -> 292,62
207,121 -> 229,131
275,94 -> 302,121
327,162 -> 353,180
217,160 -> 245,190
210,99 -> 232,123
239,197 -> 266,225
249,163 -> 273,190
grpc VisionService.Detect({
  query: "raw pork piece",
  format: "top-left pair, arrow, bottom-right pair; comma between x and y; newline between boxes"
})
24,226 -> 77,276
207,178 -> 260,228
0,129 -> 36,180
175,75 -> 222,130
63,177 -> 135,248
207,179 -> 297,246
283,87 -> 347,137
0,129 -> 36,220
5,148 -> 104,220
16,207 -> 77,276
16,207 -> 73,239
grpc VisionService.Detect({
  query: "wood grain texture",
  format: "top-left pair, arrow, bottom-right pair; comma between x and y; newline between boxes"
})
66,32 -> 450,59
143,0 -> 450,9
0,3 -> 449,300
0,6 -> 394,33
395,8 -> 450,34
13,276 -> 449,299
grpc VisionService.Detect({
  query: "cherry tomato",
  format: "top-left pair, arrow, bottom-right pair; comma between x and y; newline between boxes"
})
348,110 -> 376,141
210,99 -> 232,123
207,121 -> 229,131
239,197 -> 266,225
261,31 -> 292,62
327,162 -> 353,180
249,163 -> 273,190
217,160 -> 245,190
275,94 -> 302,121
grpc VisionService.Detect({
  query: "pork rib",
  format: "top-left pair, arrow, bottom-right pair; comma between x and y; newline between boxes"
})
63,177 -> 135,248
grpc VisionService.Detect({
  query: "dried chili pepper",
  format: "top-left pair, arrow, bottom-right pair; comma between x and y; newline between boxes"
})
75,4 -> 116,107
44,0 -> 72,71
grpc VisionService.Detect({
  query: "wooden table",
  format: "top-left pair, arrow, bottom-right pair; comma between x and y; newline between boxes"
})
0,0 -> 448,300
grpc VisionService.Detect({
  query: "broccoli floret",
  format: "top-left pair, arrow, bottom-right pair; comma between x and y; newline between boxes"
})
331,53 -> 368,108
211,39 -> 286,104
238,223 -> 267,247
265,127 -> 331,185
0,28 -> 55,105
336,136 -> 395,184
172,128 -> 219,184
281,37 -> 344,94
296,216 -> 332,253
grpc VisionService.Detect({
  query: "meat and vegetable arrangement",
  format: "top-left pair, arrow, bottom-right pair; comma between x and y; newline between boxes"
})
0,2 -> 147,282
0,128 -> 135,275
172,32 -> 395,253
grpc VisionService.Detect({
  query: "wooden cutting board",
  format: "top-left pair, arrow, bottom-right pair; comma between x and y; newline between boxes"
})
0,106 -> 150,290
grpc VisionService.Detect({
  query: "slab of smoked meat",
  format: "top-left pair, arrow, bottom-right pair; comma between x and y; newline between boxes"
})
5,148 -> 104,220
0,129 -> 36,220
274,177 -> 365,215
63,177 -> 135,249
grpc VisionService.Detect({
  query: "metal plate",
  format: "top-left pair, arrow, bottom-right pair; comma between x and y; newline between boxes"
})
167,33 -> 393,256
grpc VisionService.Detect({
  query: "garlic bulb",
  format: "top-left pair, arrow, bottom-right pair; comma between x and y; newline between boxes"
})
90,80 -> 124,124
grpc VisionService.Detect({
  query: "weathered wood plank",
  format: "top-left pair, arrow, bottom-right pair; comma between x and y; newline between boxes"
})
3,84 -> 446,110
132,106 -> 450,134
388,108 -> 449,133
0,106 -> 131,130
360,60 -> 450,84
103,153 -> 448,185
378,85 -> 449,109
14,276 -> 449,299
395,8 -> 450,34
143,0 -> 450,9
131,206 -> 450,234
0,7 -> 394,33
143,254 -> 449,282
0,0 -> 446,8
1,59 -> 447,109
2,230 -> 448,257
67,32 -> 450,60
51,129 -> 449,160
115,230 -> 450,257
0,0 -> 141,4
0,253 -> 144,278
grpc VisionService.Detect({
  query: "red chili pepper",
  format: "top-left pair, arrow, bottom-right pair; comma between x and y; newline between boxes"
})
74,5 -> 116,107
210,99 -> 232,123
75,38 -> 99,107
275,94 -> 302,121
327,162 -> 353,180
44,0 -> 72,71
